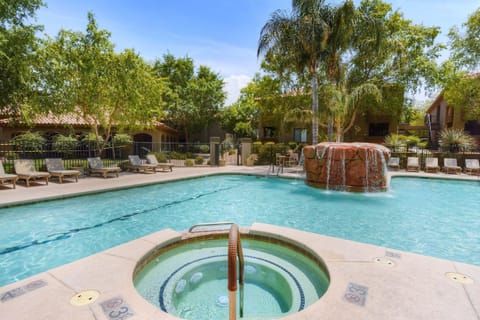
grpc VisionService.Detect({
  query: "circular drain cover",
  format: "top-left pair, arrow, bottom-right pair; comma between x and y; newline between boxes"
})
445,272 -> 474,284
70,290 -> 100,306
373,257 -> 395,266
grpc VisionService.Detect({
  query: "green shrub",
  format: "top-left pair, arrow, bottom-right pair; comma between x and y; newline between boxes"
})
199,144 -> 209,153
255,143 -> 288,165
82,133 -> 104,145
185,159 -> 194,167
153,152 -> 168,163
384,134 -> 406,148
195,156 -> 204,165
170,151 -> 187,160
52,134 -> 78,153
112,133 -> 133,145
12,132 -> 46,151
439,128 -> 474,153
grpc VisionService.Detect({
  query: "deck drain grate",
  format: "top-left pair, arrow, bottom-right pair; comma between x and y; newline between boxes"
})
70,290 -> 100,306
373,257 -> 395,266
445,272 -> 474,284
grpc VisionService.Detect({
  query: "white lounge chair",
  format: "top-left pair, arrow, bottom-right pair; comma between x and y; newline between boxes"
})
443,158 -> 461,174
464,159 -> 480,175
146,154 -> 174,172
14,159 -> 50,187
406,157 -> 419,172
0,161 -> 18,189
387,157 -> 400,170
87,157 -> 121,178
425,157 -> 440,173
127,155 -> 157,173
45,158 -> 81,183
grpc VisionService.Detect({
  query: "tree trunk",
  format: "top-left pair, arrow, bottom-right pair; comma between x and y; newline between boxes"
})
311,73 -> 319,145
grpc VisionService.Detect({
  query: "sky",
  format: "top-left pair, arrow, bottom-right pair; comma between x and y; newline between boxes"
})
35,0 -> 479,105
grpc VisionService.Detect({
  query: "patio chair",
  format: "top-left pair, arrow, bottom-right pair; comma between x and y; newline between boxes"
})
13,159 -> 50,187
45,158 -> 81,183
146,154 -> 174,172
406,157 -> 419,172
0,161 -> 18,189
387,157 -> 400,170
286,151 -> 299,167
464,159 -> 480,175
424,157 -> 440,173
442,158 -> 461,174
87,157 -> 121,178
127,155 -> 157,173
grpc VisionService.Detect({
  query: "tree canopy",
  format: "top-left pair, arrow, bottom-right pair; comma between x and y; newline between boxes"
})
0,0 -> 44,116
153,54 -> 226,143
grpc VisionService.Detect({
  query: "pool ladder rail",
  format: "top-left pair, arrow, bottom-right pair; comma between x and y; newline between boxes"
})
188,222 -> 245,319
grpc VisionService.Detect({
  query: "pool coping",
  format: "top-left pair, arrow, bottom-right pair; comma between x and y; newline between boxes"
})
1,223 -> 479,319
1,166 -> 480,319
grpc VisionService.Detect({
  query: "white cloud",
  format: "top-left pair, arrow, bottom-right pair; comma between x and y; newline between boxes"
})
223,75 -> 252,105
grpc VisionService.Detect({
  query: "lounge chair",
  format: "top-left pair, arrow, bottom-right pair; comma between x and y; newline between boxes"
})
0,161 -> 18,189
146,154 -> 174,172
442,158 -> 461,174
127,155 -> 157,173
424,157 -> 440,173
45,158 -> 81,183
464,159 -> 480,175
406,157 -> 419,172
87,157 -> 121,178
387,157 -> 400,170
13,159 -> 50,187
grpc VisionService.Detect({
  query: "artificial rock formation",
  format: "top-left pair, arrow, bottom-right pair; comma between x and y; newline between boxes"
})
303,142 -> 390,192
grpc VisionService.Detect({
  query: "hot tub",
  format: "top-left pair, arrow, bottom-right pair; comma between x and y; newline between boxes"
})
134,232 -> 330,319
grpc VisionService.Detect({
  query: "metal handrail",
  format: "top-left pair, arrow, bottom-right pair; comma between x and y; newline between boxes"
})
228,224 -> 245,320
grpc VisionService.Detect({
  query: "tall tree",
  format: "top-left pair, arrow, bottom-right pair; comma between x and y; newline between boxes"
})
0,0 -> 44,117
153,54 -> 225,142
36,13 -> 167,154
258,0 -> 331,145
448,8 -> 480,72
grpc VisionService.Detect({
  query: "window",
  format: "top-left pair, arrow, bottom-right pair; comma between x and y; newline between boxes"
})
263,127 -> 276,139
293,128 -> 307,143
465,120 -> 480,135
368,123 -> 389,136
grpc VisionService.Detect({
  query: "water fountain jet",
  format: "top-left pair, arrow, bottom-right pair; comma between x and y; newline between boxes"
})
303,142 -> 390,192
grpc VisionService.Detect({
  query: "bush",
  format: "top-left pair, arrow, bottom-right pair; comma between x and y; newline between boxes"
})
153,152 -> 168,163
255,143 -> 288,165
195,156 -> 204,165
82,133 -> 104,145
112,133 -> 133,145
199,144 -> 209,153
169,151 -> 187,160
12,132 -> 46,151
52,135 -> 78,153
439,128 -> 475,153
185,159 -> 194,167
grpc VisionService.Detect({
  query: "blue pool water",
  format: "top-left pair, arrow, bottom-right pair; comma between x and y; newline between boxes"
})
0,175 -> 479,286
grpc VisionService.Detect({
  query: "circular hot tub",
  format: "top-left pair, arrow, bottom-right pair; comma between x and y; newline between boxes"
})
134,233 -> 330,319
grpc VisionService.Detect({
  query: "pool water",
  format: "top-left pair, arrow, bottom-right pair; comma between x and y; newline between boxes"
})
0,175 -> 479,286
134,238 -> 329,319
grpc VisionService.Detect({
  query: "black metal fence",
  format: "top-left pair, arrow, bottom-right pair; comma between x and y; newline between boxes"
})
0,141 -> 213,173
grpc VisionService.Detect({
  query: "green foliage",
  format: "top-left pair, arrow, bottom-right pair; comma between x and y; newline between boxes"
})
112,133 -> 133,145
198,144 -> 209,153
194,156 -> 204,165
0,0 -> 44,117
439,128 -> 475,153
52,134 -> 78,153
443,75 -> 480,121
82,132 -> 104,144
152,152 -> 168,163
35,13 -> 167,154
254,143 -> 289,165
153,54 -> 226,142
448,8 -> 480,71
384,134 -> 421,147
169,151 -> 187,160
12,132 -> 46,151
185,159 -> 194,167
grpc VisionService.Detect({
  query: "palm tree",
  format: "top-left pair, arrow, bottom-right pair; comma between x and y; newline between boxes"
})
258,0 -> 331,145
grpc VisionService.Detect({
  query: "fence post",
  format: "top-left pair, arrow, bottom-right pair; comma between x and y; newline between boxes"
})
210,137 -> 220,166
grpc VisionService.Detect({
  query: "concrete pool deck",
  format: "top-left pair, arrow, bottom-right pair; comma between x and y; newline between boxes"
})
1,166 -> 479,319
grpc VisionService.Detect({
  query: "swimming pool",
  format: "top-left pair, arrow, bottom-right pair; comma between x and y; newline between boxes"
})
0,174 -> 479,286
